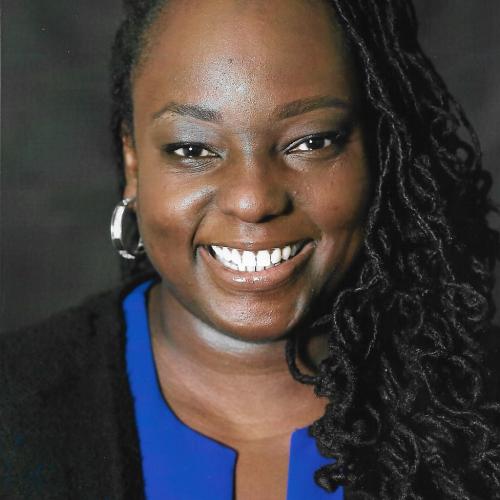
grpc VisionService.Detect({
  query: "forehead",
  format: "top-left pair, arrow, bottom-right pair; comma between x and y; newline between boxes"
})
132,0 -> 357,124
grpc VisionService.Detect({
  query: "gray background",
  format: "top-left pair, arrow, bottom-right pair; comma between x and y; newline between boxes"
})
2,1 -> 500,332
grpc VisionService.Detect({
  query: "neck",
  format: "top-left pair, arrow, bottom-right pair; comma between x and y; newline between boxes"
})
147,282 -> 328,441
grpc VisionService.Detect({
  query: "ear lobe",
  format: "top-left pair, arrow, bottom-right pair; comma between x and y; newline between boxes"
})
121,125 -> 138,201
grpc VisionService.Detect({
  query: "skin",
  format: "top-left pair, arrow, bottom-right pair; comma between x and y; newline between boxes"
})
122,0 -> 371,498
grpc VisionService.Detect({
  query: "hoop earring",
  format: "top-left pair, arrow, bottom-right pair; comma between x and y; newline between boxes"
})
110,197 -> 145,260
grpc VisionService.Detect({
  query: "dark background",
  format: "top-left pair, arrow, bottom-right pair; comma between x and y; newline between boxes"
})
2,1 -> 500,332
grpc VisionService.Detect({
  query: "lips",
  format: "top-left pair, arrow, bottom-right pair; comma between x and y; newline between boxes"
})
198,239 -> 315,293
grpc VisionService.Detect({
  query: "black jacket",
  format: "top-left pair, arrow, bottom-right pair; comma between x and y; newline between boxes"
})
0,280 -> 146,499
1,277 -> 499,499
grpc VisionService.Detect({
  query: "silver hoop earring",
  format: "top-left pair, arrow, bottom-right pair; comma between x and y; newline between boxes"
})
110,197 -> 145,260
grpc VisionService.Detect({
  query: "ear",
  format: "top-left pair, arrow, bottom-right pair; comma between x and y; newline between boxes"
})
121,123 -> 139,202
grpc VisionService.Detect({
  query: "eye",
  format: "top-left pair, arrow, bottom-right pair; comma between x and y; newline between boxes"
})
286,132 -> 345,154
295,137 -> 332,151
165,143 -> 217,158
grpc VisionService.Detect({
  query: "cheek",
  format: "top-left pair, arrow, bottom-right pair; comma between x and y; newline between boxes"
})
304,157 -> 371,235
302,147 -> 371,289
134,159 -> 213,261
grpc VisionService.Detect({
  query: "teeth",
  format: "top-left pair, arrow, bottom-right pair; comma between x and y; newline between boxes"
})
242,251 -> 256,268
270,248 -> 281,264
256,250 -> 271,267
222,247 -> 232,262
231,248 -> 241,266
208,242 -> 306,272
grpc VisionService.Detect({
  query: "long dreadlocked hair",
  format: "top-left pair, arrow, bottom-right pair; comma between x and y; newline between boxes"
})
110,0 -> 500,497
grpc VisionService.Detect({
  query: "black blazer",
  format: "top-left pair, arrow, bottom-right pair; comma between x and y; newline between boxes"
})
0,280 -> 145,499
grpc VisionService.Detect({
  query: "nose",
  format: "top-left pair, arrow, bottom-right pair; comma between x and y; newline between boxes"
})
216,157 -> 292,223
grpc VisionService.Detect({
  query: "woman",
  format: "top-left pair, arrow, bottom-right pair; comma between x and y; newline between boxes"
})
1,0 -> 499,498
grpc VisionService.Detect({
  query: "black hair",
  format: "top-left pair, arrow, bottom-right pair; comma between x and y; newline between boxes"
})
110,1 -> 500,497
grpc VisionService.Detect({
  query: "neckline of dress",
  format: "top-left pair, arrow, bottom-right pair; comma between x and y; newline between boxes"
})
123,278 -> 341,499
141,279 -> 312,452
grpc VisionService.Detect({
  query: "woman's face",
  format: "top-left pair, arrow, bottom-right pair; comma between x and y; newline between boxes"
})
123,0 -> 371,342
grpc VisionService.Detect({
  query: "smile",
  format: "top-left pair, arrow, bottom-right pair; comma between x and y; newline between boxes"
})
199,240 -> 315,292
207,242 -> 306,272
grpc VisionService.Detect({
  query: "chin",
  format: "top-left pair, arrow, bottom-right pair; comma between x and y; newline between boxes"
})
204,301 -> 310,344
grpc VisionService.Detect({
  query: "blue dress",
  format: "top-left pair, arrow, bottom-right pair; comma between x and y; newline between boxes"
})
123,280 -> 343,499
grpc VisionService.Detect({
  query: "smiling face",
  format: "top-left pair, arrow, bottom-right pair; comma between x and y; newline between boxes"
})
123,0 -> 371,342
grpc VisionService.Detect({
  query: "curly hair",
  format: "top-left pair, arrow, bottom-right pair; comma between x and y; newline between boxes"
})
110,0 -> 500,497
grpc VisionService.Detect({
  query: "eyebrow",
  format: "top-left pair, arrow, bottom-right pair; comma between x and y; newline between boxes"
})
152,102 -> 223,123
272,95 -> 351,120
152,95 -> 351,124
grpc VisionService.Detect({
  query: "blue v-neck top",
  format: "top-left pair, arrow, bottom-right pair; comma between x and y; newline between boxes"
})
123,280 -> 343,499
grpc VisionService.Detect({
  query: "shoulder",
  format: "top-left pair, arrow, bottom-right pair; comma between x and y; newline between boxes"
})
483,322 -> 500,352
0,288 -> 118,393
0,273 -> 156,399
481,322 -> 500,367
0,274 -> 154,497
479,322 -> 500,401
